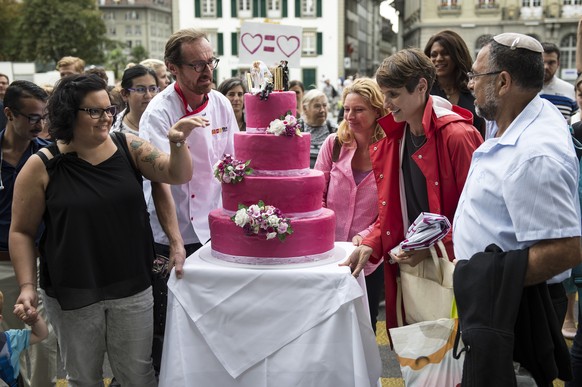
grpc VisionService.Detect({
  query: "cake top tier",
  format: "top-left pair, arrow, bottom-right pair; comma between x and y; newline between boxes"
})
245,91 -> 297,133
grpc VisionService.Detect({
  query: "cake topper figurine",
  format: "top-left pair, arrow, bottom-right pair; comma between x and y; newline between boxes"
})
278,60 -> 289,91
248,61 -> 271,89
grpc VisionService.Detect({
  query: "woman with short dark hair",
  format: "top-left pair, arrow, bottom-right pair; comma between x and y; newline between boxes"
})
9,73 -> 207,386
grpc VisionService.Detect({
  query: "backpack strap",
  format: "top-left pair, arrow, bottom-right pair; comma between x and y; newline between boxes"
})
110,131 -> 142,186
331,136 -> 341,163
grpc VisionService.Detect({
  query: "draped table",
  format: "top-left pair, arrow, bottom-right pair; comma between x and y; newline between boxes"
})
159,242 -> 382,387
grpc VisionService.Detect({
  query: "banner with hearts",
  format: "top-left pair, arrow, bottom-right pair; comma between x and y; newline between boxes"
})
239,22 -> 302,68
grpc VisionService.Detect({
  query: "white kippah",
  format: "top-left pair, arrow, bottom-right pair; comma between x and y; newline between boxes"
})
492,33 -> 543,53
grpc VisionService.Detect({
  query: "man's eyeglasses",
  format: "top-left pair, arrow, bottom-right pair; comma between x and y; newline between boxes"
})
183,58 -> 220,73
127,86 -> 160,95
467,70 -> 502,82
78,105 -> 118,119
11,108 -> 48,125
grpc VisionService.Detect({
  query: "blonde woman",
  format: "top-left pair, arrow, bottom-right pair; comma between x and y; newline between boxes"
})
314,78 -> 387,332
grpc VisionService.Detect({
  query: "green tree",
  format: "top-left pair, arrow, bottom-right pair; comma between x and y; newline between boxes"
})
0,0 -> 23,61
12,0 -> 107,65
106,47 -> 128,81
130,45 -> 149,64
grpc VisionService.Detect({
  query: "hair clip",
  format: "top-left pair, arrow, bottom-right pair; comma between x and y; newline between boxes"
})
510,38 -> 520,50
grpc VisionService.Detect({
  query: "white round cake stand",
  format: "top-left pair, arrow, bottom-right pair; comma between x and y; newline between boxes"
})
198,243 -> 350,270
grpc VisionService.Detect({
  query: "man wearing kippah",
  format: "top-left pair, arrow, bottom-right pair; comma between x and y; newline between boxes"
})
452,33 -> 582,385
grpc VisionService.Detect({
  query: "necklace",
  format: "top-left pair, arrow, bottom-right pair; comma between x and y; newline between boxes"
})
125,114 -> 139,130
409,130 -> 426,148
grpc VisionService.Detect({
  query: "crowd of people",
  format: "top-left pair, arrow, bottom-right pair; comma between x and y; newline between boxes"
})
1,22 -> 582,386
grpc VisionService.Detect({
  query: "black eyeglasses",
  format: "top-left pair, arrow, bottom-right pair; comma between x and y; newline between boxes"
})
127,86 -> 160,95
182,58 -> 220,73
467,70 -> 502,82
78,105 -> 117,119
11,108 -> 48,125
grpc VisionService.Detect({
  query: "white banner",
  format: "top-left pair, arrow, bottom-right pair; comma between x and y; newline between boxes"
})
239,22 -> 302,68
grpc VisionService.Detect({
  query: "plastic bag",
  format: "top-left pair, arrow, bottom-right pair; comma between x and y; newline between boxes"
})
389,318 -> 464,387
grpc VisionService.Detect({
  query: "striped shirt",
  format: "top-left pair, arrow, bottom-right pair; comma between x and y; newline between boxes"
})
539,76 -> 578,122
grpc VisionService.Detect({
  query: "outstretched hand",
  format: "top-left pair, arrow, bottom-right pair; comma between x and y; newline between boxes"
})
339,245 -> 373,278
168,116 -> 210,143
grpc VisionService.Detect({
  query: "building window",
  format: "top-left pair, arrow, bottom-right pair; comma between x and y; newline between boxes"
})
563,0 -> 582,4
109,27 -> 117,35
439,0 -> 460,8
201,0 -> 216,17
238,0 -> 252,18
302,31 -> 316,56
135,25 -> 141,36
477,0 -> 497,8
521,0 -> 541,6
302,0 -> 316,16
560,33 -> 576,70
267,0 -> 282,18
125,11 -> 139,20
125,25 -> 132,36
207,31 -> 219,55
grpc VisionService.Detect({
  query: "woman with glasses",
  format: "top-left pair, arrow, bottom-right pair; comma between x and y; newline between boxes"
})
424,30 -> 486,139
111,65 -> 160,136
8,73 -> 207,386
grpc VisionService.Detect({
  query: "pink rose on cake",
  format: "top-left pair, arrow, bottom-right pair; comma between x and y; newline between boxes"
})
267,112 -> 303,137
231,200 -> 293,241
213,154 -> 253,184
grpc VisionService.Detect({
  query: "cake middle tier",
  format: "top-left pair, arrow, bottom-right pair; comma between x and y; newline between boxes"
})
234,132 -> 311,172
222,170 -> 325,216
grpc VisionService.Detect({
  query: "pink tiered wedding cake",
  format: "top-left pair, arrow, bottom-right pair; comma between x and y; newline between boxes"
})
208,87 -> 336,264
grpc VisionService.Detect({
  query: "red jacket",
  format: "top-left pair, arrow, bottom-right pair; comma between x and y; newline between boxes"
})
363,96 -> 483,329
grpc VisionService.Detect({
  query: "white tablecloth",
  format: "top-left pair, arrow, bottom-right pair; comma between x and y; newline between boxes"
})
159,242 -> 382,387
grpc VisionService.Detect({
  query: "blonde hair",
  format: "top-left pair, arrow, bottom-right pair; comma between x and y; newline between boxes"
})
336,78 -> 387,145
56,56 -> 85,73
140,58 -> 166,72
0,291 -> 4,314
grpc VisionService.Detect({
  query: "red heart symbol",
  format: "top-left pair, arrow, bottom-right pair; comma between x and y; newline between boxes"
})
276,35 -> 300,57
241,33 -> 263,54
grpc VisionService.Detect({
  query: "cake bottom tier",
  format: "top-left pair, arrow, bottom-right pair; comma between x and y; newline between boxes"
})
209,208 -> 336,264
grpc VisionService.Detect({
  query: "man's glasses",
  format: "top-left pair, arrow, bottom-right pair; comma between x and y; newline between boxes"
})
183,58 -> 220,73
78,105 -> 117,119
127,86 -> 160,95
466,70 -> 502,82
11,108 -> 48,125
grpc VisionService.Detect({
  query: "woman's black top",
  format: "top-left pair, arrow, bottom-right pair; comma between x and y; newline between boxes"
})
37,133 -> 154,310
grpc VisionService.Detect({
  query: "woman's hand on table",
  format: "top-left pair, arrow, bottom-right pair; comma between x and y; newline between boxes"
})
340,245 -> 373,278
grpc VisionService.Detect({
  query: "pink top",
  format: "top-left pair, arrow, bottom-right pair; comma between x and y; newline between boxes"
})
314,134 -> 383,276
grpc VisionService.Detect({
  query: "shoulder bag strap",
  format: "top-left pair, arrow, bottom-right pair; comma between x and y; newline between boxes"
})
331,136 -> 341,163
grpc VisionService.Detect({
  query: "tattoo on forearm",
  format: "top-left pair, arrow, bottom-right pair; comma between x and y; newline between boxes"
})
131,139 -> 165,171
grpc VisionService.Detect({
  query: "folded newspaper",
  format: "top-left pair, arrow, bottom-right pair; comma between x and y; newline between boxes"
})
399,212 -> 451,251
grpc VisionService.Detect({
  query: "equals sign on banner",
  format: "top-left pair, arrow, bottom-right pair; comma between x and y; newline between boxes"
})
263,35 -> 275,52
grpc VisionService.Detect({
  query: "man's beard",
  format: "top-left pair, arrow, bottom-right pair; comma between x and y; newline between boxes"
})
474,83 -> 498,121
